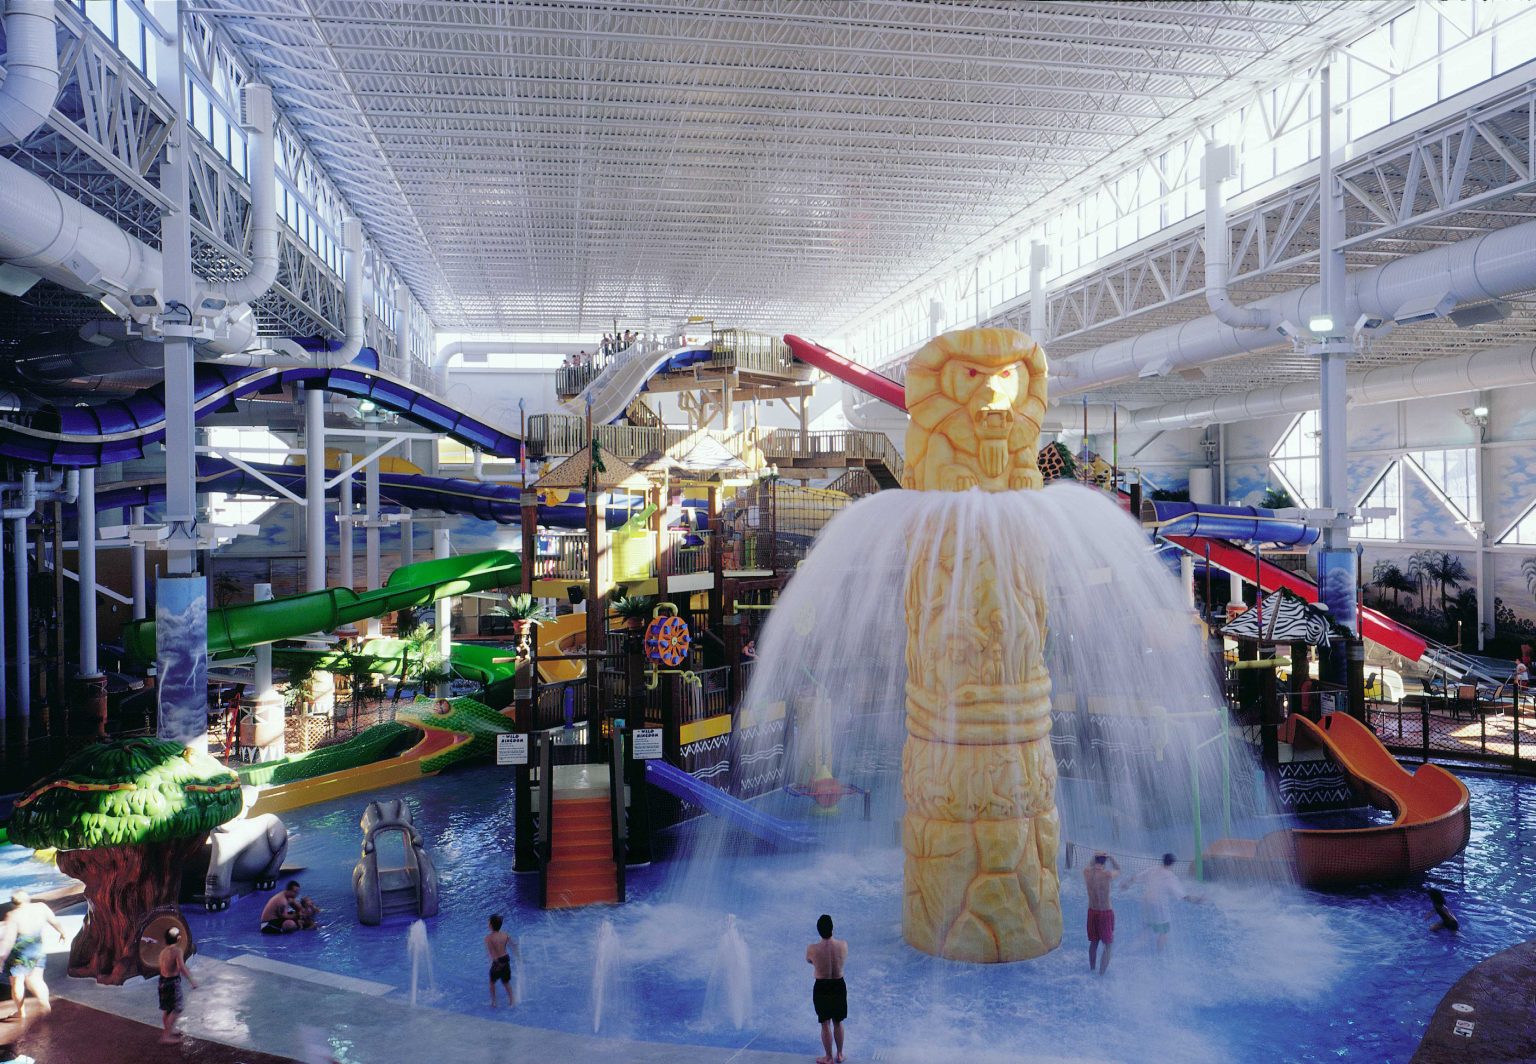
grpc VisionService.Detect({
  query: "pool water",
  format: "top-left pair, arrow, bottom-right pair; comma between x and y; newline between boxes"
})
131,766 -> 1528,1063
0,765 -> 1524,1062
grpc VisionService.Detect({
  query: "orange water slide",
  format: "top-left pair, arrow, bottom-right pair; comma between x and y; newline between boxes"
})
1206,713 -> 1470,887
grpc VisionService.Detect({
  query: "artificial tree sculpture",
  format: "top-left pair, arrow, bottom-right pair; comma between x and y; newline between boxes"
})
8,737 -> 243,984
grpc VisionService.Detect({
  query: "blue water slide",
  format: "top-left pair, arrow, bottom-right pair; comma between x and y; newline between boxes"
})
644,760 -> 815,848
92,457 -> 689,531
1144,501 -> 1320,547
0,349 -> 523,468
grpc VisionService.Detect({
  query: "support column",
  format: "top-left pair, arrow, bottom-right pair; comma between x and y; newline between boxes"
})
12,516 -> 28,745
305,387 -> 327,592
130,505 -> 147,621
365,432 -> 381,635
1180,552 -> 1196,612
1475,394 -> 1492,651
513,490 -> 538,873
73,468 -> 107,738
1315,62 -> 1357,693
240,583 -> 285,762
153,3 -> 208,751
434,528 -> 452,697
708,485 -> 724,635
585,491 -> 602,750
338,451 -> 354,591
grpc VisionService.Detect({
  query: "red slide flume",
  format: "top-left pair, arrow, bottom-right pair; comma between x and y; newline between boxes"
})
783,334 -> 908,411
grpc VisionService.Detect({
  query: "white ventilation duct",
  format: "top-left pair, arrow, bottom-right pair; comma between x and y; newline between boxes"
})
1044,341 -> 1536,433
324,217 -> 366,365
1202,143 -> 1271,330
0,77 -> 275,354
0,0 -> 58,147
200,84 -> 277,308
1052,215 -> 1536,395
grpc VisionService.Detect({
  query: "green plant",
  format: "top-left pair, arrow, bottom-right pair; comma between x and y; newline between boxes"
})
491,593 -> 555,624
1259,486 -> 1296,510
611,595 -> 656,621
1149,488 -> 1191,502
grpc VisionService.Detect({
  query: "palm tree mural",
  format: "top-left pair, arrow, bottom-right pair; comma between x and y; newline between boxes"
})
1409,550 -> 1471,621
1371,561 -> 1416,610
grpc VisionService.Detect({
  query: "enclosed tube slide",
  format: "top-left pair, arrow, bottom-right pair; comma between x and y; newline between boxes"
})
92,458 -> 689,531
121,549 -> 522,660
1144,501 -> 1321,548
0,350 -> 522,467
566,344 -> 714,424
782,335 -> 907,411
644,760 -> 814,848
1206,712 -> 1470,887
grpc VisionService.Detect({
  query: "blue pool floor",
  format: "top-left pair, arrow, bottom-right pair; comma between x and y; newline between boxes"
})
4,766 -> 1534,1063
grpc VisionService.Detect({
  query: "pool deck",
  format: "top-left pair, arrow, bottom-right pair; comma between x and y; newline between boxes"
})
44,952 -> 807,1064
1411,939 -> 1536,1062
0,997 -> 300,1064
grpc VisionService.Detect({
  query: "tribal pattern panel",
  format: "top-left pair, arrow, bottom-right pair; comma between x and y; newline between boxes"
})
733,715 -> 789,801
1277,758 -> 1355,812
677,732 -> 732,820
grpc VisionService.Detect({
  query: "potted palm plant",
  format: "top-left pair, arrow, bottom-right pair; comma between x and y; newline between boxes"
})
490,594 -> 556,657
611,595 -> 655,631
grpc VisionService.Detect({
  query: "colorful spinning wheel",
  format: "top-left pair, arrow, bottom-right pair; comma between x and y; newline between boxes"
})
644,613 -> 691,667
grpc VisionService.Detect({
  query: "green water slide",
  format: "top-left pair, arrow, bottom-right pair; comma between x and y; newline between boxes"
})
123,550 -> 522,660
269,637 -> 524,707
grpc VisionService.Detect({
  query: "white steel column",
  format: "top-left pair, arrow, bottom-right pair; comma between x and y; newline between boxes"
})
435,528 -> 452,684
12,515 -> 28,742
305,387 -> 327,592
242,582 -> 285,761
130,505 -> 147,620
151,2 -> 207,751
1315,62 -> 1357,635
364,429 -> 382,635
338,451 -> 354,590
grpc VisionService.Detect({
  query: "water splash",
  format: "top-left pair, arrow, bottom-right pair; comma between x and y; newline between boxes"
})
406,919 -> 435,1006
591,918 -> 628,1033
737,483 -> 1264,864
703,913 -> 753,1029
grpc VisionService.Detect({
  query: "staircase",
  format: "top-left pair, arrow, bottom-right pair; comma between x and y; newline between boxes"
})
377,870 -> 419,918
624,397 -> 663,427
543,794 -> 619,908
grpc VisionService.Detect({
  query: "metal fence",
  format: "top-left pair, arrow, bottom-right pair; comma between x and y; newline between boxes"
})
1365,690 -> 1535,768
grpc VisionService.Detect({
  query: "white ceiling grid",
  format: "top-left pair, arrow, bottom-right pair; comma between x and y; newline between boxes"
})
196,0 -> 1404,336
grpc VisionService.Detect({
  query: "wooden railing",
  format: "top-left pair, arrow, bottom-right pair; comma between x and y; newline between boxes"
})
759,429 -> 904,482
525,415 -> 699,461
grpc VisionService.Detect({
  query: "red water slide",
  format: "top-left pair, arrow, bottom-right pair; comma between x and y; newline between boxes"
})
1168,534 -> 1427,662
783,335 -> 907,411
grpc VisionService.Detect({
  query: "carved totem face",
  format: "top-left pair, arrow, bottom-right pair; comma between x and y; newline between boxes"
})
903,328 -> 1049,493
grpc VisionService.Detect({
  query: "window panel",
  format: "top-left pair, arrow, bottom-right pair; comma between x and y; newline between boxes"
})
1357,463 -> 1402,541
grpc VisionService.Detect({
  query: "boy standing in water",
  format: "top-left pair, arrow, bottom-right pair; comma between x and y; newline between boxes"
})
157,926 -> 197,1044
806,913 -> 848,1064
485,914 -> 519,1007
1083,852 -> 1119,974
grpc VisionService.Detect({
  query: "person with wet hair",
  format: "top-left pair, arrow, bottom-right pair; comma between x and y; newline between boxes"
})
157,926 -> 197,1044
806,914 -> 848,1064
1426,888 -> 1459,932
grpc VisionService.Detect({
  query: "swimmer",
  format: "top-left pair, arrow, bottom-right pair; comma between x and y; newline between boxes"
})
1426,888 -> 1459,932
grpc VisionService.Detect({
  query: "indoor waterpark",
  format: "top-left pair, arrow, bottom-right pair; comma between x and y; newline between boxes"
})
2,2 -> 1536,1063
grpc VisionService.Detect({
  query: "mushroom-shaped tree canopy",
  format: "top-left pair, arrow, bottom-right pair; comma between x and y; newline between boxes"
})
10,738 -> 243,983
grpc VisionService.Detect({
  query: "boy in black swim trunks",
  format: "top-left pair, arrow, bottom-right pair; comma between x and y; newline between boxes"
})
158,926 -> 197,1044
806,913 -> 848,1064
485,914 -> 519,1007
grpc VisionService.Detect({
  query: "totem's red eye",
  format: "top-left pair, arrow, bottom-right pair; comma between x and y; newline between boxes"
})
1000,370 -> 1011,378
967,368 -> 978,378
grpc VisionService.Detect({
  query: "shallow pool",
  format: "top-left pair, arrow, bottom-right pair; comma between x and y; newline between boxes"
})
129,765 -> 1529,1063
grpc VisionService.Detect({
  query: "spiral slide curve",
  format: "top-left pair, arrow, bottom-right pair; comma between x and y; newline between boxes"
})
0,349 -> 522,467
1207,712 -> 1470,886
